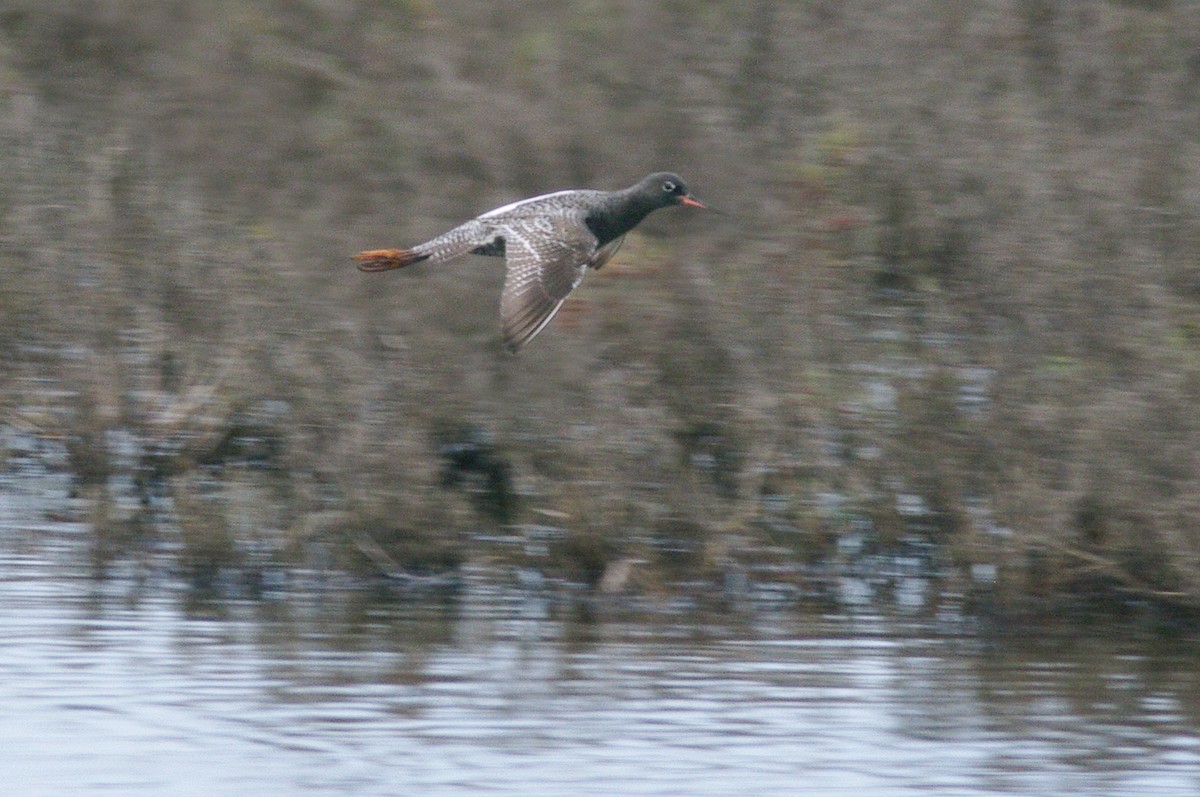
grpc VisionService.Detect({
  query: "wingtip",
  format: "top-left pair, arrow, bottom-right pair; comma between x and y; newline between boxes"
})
501,328 -> 529,355
501,297 -> 567,355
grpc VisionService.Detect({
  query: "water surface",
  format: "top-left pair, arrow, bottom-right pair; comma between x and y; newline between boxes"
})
2,514 -> 1199,796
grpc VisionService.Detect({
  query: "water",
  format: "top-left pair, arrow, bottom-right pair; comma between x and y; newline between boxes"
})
3,518 -> 1200,796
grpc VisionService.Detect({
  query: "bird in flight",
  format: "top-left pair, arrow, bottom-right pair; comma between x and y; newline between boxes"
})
355,172 -> 707,353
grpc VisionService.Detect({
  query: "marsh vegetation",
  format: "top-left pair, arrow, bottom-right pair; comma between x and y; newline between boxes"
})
3,0 -> 1199,617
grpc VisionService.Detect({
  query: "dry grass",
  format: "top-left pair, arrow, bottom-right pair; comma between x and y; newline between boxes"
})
2,0 -> 1199,613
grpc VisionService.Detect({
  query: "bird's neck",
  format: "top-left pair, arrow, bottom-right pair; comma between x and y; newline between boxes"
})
585,187 -> 659,246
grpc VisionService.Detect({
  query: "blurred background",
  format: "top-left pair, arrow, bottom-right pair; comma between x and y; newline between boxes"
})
4,0 -> 1200,604
6,0 -> 1198,611
3,2 -> 1200,795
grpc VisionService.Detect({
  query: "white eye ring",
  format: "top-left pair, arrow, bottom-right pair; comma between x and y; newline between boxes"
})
662,181 -> 676,192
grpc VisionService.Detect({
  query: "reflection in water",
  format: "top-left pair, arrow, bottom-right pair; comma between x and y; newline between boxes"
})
2,522 -> 1199,797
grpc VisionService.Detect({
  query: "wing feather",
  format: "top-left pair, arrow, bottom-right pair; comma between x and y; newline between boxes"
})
499,217 -> 598,353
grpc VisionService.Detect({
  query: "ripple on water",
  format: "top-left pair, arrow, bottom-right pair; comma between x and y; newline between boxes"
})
3,502 -> 1200,796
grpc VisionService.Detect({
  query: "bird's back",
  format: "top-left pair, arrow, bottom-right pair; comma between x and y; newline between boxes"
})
477,189 -> 605,223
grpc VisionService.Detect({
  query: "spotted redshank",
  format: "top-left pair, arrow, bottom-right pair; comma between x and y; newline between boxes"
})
355,172 -> 707,352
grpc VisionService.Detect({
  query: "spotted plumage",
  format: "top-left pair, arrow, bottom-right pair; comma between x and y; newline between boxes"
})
355,172 -> 706,353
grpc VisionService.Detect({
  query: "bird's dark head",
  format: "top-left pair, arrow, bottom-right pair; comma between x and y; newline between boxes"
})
639,172 -> 708,210
589,171 -> 710,246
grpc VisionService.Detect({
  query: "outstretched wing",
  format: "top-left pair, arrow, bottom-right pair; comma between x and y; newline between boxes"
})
499,218 -> 598,353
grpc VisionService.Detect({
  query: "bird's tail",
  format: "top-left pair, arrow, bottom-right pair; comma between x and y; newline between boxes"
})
353,248 -> 430,272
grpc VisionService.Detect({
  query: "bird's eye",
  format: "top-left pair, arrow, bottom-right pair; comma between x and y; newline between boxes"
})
662,181 -> 676,193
